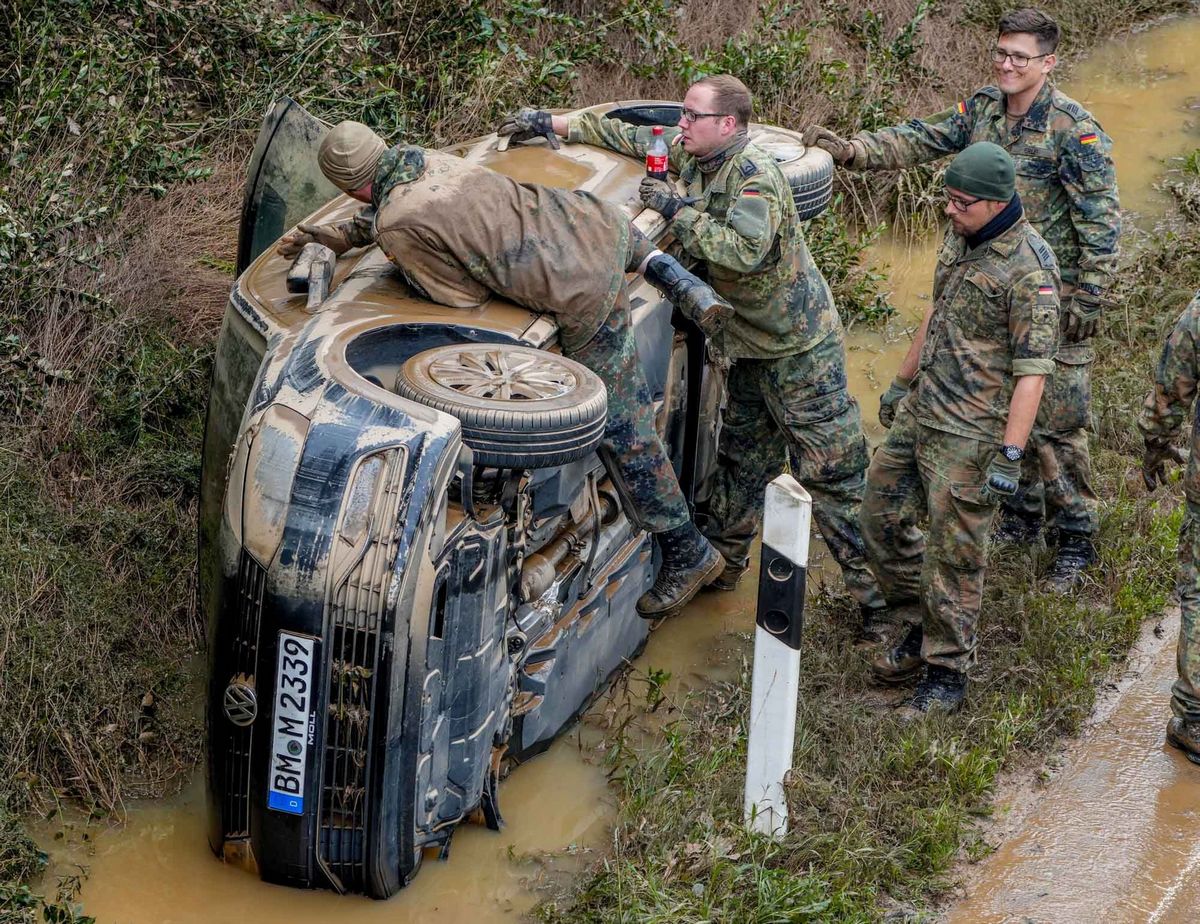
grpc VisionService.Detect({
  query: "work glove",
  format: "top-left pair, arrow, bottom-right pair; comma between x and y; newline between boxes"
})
1142,436 -> 1188,491
801,125 -> 855,165
878,375 -> 911,429
276,223 -> 351,258
1062,288 -> 1106,342
639,177 -> 696,221
495,108 -> 560,149
980,452 -> 1022,503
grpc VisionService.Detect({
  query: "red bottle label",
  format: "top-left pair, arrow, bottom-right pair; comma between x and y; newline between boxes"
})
646,153 -> 669,177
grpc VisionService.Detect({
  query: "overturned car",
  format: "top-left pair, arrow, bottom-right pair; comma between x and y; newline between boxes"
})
201,98 -> 832,897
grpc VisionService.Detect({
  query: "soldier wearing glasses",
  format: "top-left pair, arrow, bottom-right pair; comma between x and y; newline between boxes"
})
806,7 -> 1120,591
498,75 -> 892,644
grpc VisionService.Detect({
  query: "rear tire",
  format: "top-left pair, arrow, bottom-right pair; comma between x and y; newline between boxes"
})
394,343 -> 607,468
753,136 -> 835,221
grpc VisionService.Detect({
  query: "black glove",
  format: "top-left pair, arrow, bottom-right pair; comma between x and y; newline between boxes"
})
1062,287 -> 1106,343
1142,436 -> 1188,491
980,452 -> 1022,503
639,177 -> 696,220
496,108 -> 560,149
878,376 -> 911,429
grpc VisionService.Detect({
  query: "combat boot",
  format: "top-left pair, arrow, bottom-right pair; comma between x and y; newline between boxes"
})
708,562 -> 747,592
994,507 -> 1043,544
1166,717 -> 1200,766
855,604 -> 892,648
638,521 -> 725,619
901,664 -> 969,716
1045,533 -> 1098,592
642,254 -> 733,334
871,622 -> 924,684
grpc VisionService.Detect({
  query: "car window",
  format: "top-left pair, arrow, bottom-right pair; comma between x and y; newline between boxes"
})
237,97 -> 342,274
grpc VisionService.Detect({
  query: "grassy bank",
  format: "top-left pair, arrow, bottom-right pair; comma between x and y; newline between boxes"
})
531,171 -> 1200,921
1,0 -> 1195,918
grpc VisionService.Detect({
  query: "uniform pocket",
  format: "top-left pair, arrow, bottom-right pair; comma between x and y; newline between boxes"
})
949,478 -> 996,508
957,270 -> 1005,338
1014,156 -> 1057,220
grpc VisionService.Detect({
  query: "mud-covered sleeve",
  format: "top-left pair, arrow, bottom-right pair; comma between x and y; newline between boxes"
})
1058,121 -> 1121,289
848,98 -> 976,171
374,225 -> 486,309
567,112 -> 688,172
1009,269 -> 1059,377
669,171 -> 782,273
338,207 -> 376,249
1138,295 -> 1200,442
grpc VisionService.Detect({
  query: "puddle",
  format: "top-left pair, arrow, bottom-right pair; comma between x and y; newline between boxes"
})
42,13 -> 1200,922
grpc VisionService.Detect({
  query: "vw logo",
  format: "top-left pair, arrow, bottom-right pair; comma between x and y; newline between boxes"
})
223,678 -> 258,727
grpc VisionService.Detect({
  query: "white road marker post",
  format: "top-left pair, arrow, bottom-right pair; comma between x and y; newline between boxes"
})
743,473 -> 811,837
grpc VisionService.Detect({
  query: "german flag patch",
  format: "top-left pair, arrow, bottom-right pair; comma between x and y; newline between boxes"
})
1080,132 -> 1098,145
956,100 -> 967,115
743,188 -> 761,197
1038,284 -> 1055,296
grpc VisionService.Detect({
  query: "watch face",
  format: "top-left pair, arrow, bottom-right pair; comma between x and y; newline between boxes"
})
1004,445 -> 1023,461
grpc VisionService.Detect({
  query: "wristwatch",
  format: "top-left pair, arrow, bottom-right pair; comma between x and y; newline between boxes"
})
1002,444 -> 1025,461
1077,282 -> 1104,297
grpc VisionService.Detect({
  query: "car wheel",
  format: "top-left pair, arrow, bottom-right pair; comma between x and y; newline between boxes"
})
755,140 -> 835,222
394,343 -> 608,468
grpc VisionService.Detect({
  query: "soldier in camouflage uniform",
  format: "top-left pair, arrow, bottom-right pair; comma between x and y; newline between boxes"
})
1138,291 -> 1200,765
279,121 -> 731,618
862,143 -> 1059,713
501,74 -> 891,643
806,8 -> 1120,590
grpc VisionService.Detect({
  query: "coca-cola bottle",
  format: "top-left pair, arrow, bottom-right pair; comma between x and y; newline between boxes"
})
646,126 -> 669,180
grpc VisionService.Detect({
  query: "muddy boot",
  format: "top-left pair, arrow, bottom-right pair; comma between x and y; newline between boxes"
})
871,622 -> 924,684
994,507 -> 1043,544
638,521 -> 725,619
642,254 -> 733,335
1166,717 -> 1200,766
900,664 -> 969,716
1045,533 -> 1098,592
707,561 -> 748,592
855,604 -> 892,649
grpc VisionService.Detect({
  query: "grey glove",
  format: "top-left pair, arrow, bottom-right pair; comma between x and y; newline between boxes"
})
1062,288 -> 1105,343
878,375 -> 911,429
1142,436 -> 1188,491
639,177 -> 697,220
980,452 -> 1022,502
801,125 -> 855,165
276,223 -> 351,258
496,108 -> 560,149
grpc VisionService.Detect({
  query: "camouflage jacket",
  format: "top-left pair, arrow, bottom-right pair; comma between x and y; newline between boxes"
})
340,145 -> 632,353
568,112 -> 840,360
908,216 -> 1060,443
850,81 -> 1120,292
1138,292 -> 1200,504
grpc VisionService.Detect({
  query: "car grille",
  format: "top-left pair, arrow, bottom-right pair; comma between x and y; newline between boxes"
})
318,451 -> 406,892
220,550 -> 267,838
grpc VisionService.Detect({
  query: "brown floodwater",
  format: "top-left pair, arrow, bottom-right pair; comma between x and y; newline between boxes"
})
41,14 -> 1200,922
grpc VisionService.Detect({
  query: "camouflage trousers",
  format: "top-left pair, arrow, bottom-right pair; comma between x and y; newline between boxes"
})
701,331 -> 885,610
1173,503 -> 1200,721
860,409 -> 999,672
572,289 -> 691,534
1002,342 -> 1099,538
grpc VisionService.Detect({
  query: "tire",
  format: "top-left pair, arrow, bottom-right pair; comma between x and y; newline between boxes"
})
753,138 -> 835,221
394,343 -> 608,468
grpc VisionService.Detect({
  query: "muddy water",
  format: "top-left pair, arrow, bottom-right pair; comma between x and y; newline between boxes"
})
946,611 -> 1200,923
44,14 -> 1200,922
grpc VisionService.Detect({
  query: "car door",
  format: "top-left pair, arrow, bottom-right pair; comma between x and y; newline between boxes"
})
236,97 -> 342,274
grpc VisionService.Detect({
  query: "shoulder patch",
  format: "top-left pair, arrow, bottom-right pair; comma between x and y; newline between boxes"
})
1051,93 -> 1089,122
1030,236 -> 1057,270
739,159 -> 759,179
974,85 -> 1003,101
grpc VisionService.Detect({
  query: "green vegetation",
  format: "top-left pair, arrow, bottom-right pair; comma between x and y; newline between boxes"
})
2,0 -> 1198,918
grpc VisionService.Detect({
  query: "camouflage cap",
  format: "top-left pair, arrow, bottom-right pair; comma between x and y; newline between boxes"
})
318,121 -> 387,192
945,141 -> 1015,202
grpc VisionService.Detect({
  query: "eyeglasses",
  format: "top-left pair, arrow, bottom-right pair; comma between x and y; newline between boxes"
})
680,108 -> 730,124
943,191 -> 982,212
991,48 -> 1050,68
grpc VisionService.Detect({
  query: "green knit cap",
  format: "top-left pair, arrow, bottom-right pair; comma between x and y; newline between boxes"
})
944,142 -> 1015,201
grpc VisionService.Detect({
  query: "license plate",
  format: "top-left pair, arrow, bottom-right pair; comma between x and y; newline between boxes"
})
267,631 -> 317,814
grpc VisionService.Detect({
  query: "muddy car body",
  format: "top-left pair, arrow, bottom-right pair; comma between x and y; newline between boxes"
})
200,99 -> 831,897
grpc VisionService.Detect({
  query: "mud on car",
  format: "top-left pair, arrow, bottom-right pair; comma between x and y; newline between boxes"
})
201,98 -> 832,897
